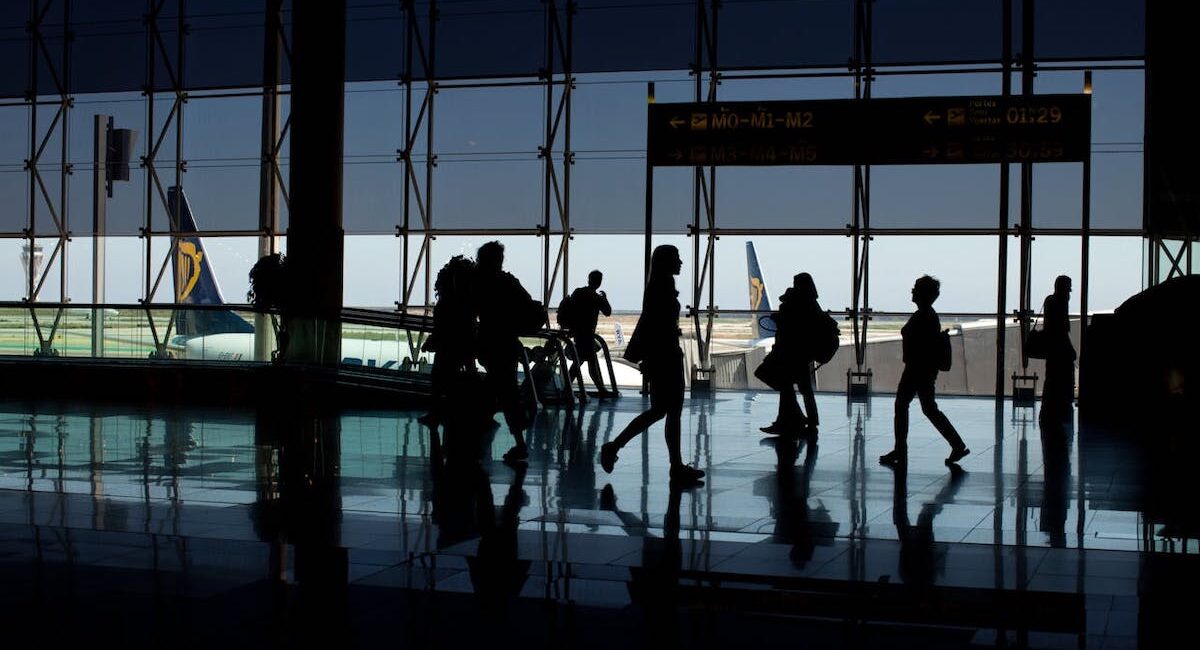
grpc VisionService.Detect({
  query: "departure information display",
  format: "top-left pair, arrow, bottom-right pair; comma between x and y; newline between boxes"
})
647,95 -> 1091,167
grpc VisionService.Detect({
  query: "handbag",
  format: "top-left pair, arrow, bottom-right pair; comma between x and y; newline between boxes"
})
623,323 -> 646,364
754,348 -> 792,391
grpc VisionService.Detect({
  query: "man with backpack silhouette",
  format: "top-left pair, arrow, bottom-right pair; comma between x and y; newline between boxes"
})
879,275 -> 969,468
560,270 -> 614,398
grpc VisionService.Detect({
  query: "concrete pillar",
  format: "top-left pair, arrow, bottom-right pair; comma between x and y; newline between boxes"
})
286,0 -> 346,366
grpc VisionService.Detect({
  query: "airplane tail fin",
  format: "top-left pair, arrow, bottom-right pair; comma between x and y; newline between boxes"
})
746,241 -> 777,340
168,186 -> 254,337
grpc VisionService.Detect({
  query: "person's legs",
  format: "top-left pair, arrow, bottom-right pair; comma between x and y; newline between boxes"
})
484,347 -> 528,461
612,407 -> 666,449
1042,356 -> 1074,417
585,354 -> 608,394
764,383 -> 803,433
577,337 -> 608,393
882,367 -> 917,464
566,339 -> 582,382
915,373 -> 969,462
664,407 -> 683,467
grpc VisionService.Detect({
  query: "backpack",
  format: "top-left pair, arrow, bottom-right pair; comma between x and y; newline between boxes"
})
556,293 -> 577,330
936,329 -> 953,372
811,313 -> 841,365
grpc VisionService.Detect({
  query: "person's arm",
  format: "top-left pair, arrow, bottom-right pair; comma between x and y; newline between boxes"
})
598,291 -> 612,317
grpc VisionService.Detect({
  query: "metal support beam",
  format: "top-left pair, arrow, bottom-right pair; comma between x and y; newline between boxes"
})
995,0 -> 1013,403
140,0 -> 188,360
24,0 -> 72,358
399,0 -> 436,318
540,0 -> 574,308
848,0 -> 874,396
689,0 -> 719,395
1017,0 -> 1035,372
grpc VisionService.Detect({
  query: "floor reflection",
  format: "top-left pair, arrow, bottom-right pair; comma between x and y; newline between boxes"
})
0,394 -> 1194,647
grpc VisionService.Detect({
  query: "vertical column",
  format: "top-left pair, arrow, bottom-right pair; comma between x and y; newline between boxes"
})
689,0 -> 718,395
256,0 -> 284,362
1080,72 -> 1092,364
1017,0 -> 1035,372
399,0 -> 436,319
92,116 -> 110,357
995,0 -> 1013,402
541,0 -> 574,307
286,0 -> 346,366
847,0 -> 874,398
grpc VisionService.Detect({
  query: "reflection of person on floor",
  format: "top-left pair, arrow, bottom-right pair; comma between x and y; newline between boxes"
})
761,273 -> 824,437
1041,275 -> 1077,420
752,436 -> 836,568
468,462 -> 531,614
565,270 -> 615,398
880,275 -> 970,468
599,245 -> 705,487
474,241 -> 532,464
892,463 -> 967,588
559,407 -> 610,511
1038,413 -> 1073,548
602,483 -> 684,645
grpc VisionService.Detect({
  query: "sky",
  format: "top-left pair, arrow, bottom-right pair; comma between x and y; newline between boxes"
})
1,68 -> 1147,315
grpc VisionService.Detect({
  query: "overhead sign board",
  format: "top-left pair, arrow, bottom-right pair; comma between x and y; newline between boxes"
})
647,94 -> 1091,167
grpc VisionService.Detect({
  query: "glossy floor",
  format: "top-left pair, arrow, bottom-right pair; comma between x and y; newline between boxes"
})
0,393 -> 1195,648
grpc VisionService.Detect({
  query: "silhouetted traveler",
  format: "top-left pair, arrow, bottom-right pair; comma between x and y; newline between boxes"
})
880,275 -> 970,467
892,462 -> 967,589
421,255 -> 478,435
1041,275 -> 1077,418
474,241 -> 531,464
564,270 -> 614,397
247,253 -> 293,360
599,245 -> 705,487
761,273 -> 823,437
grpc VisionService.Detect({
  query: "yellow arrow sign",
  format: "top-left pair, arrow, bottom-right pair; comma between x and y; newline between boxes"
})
669,116 -> 685,129
924,110 -> 942,125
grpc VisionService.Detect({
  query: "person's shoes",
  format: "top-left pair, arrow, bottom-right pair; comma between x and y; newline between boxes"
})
945,447 -> 971,465
596,390 -> 617,400
669,464 -> 705,487
759,421 -> 784,434
761,418 -> 807,435
502,445 -> 529,465
879,449 -> 906,466
803,424 -> 819,440
599,442 -> 619,474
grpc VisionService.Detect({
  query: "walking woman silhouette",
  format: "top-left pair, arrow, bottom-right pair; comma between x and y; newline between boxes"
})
600,245 -> 705,487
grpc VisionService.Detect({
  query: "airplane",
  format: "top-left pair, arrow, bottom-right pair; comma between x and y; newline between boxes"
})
745,240 -> 778,348
165,186 -> 405,369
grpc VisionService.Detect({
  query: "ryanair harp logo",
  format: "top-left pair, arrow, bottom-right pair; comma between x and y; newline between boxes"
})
750,277 -> 765,311
176,241 -> 203,301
